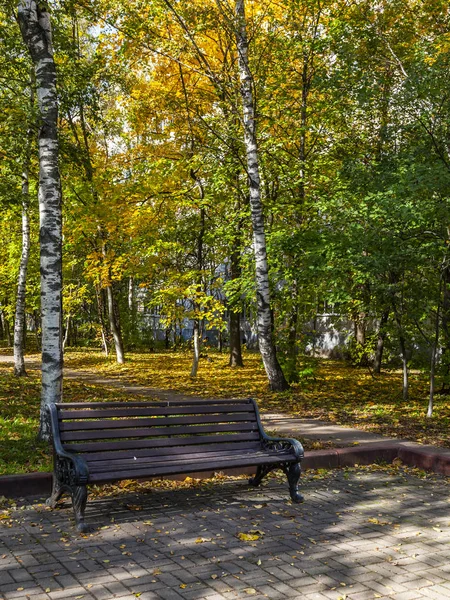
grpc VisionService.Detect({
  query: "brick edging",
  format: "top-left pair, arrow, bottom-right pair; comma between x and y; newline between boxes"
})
1,441 -> 449,498
301,441 -> 450,476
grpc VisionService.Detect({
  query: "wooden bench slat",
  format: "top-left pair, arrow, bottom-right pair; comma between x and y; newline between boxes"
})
60,422 -> 258,442
89,453 -> 294,483
84,441 -> 261,463
60,412 -> 256,431
87,449 -> 290,473
86,442 -> 261,469
58,399 -> 250,408
63,432 -> 261,453
58,404 -> 253,419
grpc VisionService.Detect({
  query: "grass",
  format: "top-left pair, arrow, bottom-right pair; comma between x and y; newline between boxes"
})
0,348 -> 449,475
0,366 -> 141,475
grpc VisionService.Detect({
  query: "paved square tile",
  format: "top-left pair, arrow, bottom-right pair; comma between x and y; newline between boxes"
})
0,467 -> 449,600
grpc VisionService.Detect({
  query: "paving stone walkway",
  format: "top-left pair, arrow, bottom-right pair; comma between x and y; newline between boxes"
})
1,468 -> 449,600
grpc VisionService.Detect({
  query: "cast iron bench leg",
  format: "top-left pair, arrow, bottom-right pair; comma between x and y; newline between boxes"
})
46,476 -> 64,508
248,464 -> 272,487
250,463 -> 304,503
72,486 -> 89,532
287,463 -> 304,503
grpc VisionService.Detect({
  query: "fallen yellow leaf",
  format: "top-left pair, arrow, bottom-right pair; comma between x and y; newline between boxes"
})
238,532 -> 260,541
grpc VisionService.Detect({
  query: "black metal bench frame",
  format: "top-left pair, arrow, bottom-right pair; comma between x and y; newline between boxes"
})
47,399 -> 304,531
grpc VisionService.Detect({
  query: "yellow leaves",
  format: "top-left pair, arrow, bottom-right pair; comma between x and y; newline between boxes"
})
367,518 -> 392,526
237,530 -> 264,542
238,533 -> 259,541
195,536 -> 212,543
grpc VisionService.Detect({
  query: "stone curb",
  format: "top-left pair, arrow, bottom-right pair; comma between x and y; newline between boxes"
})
1,441 -> 449,498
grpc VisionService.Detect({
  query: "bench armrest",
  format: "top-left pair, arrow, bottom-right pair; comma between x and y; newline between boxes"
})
261,434 -> 304,460
47,404 -> 89,485
249,398 -> 304,461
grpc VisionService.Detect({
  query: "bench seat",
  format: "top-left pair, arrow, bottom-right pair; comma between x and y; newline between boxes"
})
86,449 -> 296,482
47,399 -> 304,531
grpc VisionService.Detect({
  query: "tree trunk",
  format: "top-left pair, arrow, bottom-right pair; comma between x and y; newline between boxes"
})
229,233 -> 244,367
14,93 -> 33,377
128,276 -> 137,342
128,277 -> 134,311
229,310 -> 243,367
106,283 -> 125,363
18,0 -> 63,440
440,263 -> 450,392
95,285 -> 109,356
4,315 -> 12,347
286,303 -> 299,383
190,319 -> 200,377
393,305 -> 408,401
234,0 -> 288,391
63,315 -> 71,350
14,188 -> 30,376
428,343 -> 436,418
354,315 -> 366,345
165,327 -> 171,349
399,336 -> 409,402
373,309 -> 389,374
428,293 -> 441,418
189,200 -> 205,378
33,309 -> 41,350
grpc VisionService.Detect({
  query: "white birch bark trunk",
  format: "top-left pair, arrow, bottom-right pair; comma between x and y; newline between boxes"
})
18,0 -> 63,439
63,314 -> 71,350
14,146 -> 31,376
128,277 -> 134,312
234,0 -> 288,391
428,344 -> 436,418
190,319 -> 200,377
401,353 -> 409,402
106,283 -> 125,364
428,297 -> 440,418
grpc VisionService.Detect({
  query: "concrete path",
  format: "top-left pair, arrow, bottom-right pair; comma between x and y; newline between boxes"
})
0,355 -> 400,447
1,468 -> 449,600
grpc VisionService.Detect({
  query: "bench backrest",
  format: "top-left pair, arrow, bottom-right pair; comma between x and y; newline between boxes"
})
54,399 -> 262,462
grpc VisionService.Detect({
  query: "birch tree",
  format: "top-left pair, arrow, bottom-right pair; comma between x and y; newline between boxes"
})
18,0 -> 63,439
234,0 -> 288,391
13,153 -> 31,376
13,84 -> 34,377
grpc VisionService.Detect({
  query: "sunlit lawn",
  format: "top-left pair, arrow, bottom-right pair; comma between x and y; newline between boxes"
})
1,348 -> 449,475
0,367 -> 134,475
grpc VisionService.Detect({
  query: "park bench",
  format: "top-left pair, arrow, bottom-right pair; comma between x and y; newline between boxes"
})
46,398 -> 304,531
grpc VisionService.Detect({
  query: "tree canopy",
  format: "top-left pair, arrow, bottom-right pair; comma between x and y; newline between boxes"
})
1,0 -> 450,412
